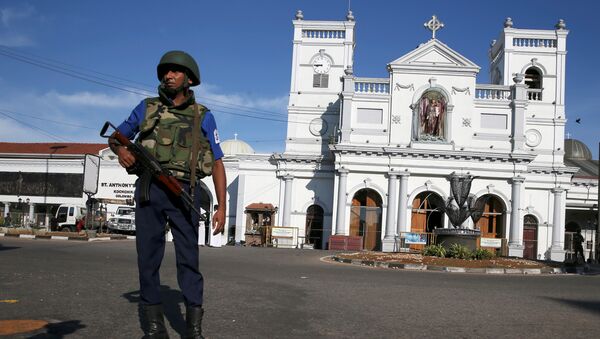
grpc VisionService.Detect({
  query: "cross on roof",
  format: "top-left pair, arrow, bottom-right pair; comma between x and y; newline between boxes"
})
424,15 -> 444,39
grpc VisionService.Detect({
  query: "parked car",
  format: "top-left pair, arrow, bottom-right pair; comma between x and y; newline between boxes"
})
51,204 -> 87,232
107,206 -> 136,234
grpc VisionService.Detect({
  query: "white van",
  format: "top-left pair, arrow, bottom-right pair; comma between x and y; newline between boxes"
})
51,204 -> 86,232
107,206 -> 136,234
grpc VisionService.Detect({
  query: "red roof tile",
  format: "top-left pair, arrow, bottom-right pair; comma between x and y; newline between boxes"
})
0,142 -> 107,155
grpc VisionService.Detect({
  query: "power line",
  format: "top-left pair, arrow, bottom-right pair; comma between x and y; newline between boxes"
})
0,110 -> 73,142
0,108 -> 97,130
0,46 -> 153,89
0,46 -> 290,118
0,47 -> 320,142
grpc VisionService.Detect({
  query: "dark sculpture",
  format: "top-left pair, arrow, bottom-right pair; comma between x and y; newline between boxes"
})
427,173 -> 488,228
431,173 -> 488,249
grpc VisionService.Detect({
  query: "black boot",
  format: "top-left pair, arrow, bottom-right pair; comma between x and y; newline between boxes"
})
185,306 -> 204,339
141,304 -> 169,339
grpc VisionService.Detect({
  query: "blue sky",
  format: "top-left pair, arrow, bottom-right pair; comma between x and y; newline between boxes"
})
0,0 -> 598,157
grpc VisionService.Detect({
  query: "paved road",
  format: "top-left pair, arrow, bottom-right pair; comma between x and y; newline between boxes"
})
1,238 -> 599,338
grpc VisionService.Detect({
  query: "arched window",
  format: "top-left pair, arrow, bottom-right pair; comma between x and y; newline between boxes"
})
525,68 -> 542,100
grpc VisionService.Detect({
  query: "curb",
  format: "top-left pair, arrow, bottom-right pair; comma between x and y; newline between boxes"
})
0,232 -> 133,242
330,256 -> 579,275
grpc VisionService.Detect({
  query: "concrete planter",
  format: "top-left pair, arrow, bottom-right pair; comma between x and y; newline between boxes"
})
434,228 -> 480,251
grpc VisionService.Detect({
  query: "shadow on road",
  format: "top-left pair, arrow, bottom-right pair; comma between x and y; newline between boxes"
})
27,320 -> 86,338
545,297 -> 600,315
0,245 -> 20,251
122,285 -> 186,336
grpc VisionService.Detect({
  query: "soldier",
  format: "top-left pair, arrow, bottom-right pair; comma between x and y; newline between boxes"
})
109,50 -> 226,339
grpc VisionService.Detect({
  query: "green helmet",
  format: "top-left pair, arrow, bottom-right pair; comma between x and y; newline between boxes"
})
157,50 -> 201,86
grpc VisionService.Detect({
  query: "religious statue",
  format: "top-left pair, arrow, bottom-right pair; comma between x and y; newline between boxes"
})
418,92 -> 446,139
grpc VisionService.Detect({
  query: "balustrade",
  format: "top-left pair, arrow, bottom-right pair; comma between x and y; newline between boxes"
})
475,85 -> 511,100
513,38 -> 557,48
354,79 -> 390,94
527,89 -> 543,101
302,30 -> 345,39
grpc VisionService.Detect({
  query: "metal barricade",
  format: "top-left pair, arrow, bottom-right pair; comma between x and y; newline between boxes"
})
396,232 -> 435,252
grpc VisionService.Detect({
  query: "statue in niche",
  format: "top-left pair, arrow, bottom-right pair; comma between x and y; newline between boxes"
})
418,91 -> 446,140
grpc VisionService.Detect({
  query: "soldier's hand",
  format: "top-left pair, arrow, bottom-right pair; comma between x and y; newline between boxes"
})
212,206 -> 226,235
116,147 -> 136,169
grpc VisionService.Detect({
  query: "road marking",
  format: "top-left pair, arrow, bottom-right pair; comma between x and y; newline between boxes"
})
0,299 -> 19,303
0,320 -> 47,335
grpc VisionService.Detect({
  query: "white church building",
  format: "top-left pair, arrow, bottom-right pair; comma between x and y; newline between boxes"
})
227,12 -> 596,262
1,12 -> 598,262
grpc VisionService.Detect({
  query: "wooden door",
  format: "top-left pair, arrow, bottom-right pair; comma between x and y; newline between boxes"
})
523,228 -> 537,259
410,195 -> 427,250
523,215 -> 538,260
476,196 -> 505,253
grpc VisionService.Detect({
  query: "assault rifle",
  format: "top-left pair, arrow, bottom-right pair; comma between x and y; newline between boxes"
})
100,121 -> 205,221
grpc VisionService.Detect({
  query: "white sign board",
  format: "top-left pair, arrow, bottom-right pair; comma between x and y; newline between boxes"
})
272,227 -> 294,238
271,227 -> 297,248
83,154 -> 100,194
480,237 -> 502,248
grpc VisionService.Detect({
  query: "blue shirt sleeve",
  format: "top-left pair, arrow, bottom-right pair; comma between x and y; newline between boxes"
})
201,111 -> 224,161
116,100 -> 145,140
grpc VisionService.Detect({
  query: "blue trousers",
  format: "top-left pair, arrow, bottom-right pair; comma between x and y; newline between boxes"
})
135,179 -> 204,306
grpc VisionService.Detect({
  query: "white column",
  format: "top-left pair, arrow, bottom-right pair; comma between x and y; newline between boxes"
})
508,176 -> 525,257
549,188 -> 566,261
382,172 -> 398,252
340,72 -> 354,143
3,202 -> 9,217
396,173 -> 410,234
234,173 -> 246,244
511,74 -> 527,152
28,203 -> 35,228
282,175 -> 294,227
335,169 -> 349,235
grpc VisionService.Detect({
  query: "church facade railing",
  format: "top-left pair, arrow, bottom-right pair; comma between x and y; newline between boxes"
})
302,30 -> 345,39
475,85 -> 511,100
354,78 -> 390,94
527,88 -> 543,101
513,38 -> 557,48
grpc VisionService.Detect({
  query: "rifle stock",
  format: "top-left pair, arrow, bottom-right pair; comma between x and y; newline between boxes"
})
100,121 -> 205,221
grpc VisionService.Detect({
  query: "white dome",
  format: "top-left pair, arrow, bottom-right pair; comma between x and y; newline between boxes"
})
220,138 -> 255,155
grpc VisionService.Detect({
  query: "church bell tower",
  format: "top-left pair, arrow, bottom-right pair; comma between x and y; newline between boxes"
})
285,10 -> 356,155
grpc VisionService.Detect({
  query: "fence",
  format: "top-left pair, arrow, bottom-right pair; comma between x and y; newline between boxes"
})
395,232 -> 435,252
393,232 -> 508,255
1,212 -> 52,228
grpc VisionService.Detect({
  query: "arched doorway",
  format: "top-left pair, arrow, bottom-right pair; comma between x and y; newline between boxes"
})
350,188 -> 382,251
475,195 -> 505,252
410,191 -> 444,249
305,205 -> 324,249
523,214 -> 538,260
